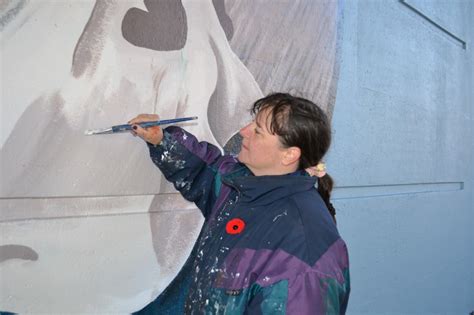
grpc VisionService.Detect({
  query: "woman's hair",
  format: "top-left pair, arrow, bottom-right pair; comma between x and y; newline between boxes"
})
251,92 -> 337,222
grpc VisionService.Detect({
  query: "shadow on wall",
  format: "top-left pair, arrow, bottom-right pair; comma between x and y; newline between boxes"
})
0,0 -> 342,312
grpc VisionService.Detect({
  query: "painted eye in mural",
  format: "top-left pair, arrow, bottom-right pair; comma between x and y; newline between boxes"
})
226,218 -> 245,235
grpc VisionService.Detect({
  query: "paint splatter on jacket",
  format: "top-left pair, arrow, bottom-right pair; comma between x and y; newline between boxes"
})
134,126 -> 350,315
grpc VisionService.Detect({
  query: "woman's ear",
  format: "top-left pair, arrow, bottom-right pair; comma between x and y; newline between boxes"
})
281,146 -> 301,166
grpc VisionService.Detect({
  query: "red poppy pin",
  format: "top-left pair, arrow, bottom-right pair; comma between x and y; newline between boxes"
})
226,218 -> 245,235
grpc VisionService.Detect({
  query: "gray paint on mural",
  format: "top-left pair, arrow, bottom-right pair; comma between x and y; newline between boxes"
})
0,0 -> 26,30
149,208 -> 204,288
122,0 -> 188,51
212,0 -> 234,41
72,0 -> 112,78
225,0 -> 342,119
0,245 -> 38,263
209,0 -> 342,150
207,36 -> 262,149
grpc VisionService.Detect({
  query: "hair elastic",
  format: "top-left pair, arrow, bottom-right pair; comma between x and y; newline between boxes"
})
306,162 -> 326,178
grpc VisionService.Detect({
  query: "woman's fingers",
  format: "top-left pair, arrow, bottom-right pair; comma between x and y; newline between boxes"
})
132,124 -> 146,137
128,114 -> 159,125
132,124 -> 162,145
128,114 -> 163,145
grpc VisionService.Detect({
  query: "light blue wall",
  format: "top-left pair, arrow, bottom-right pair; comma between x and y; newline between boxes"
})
329,0 -> 473,313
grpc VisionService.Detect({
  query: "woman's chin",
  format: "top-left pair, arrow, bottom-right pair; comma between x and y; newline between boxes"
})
237,154 -> 247,166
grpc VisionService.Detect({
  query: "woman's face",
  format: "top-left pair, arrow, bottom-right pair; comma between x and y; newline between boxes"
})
238,108 -> 290,176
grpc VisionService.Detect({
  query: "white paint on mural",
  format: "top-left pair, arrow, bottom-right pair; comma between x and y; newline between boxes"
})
1,214 -> 159,313
1,0 -> 95,147
1,0 -> 261,313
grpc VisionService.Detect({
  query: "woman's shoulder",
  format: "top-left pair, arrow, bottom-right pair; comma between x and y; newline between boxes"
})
286,191 -> 342,265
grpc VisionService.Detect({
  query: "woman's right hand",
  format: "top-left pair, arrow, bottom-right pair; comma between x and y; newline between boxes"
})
128,114 -> 163,146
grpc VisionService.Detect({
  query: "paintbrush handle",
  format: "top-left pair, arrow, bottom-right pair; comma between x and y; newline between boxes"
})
111,116 -> 198,133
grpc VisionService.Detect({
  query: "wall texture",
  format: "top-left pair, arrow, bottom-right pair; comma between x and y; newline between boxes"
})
330,0 -> 473,313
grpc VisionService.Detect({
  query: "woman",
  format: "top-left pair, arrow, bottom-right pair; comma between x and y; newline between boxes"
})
130,93 -> 350,314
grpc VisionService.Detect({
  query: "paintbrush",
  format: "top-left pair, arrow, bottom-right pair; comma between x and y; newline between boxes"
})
84,116 -> 198,135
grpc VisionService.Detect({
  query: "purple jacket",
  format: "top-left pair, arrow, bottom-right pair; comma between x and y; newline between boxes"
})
134,126 -> 350,315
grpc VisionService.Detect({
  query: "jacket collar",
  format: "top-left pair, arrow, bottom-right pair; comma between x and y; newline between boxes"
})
222,164 -> 317,205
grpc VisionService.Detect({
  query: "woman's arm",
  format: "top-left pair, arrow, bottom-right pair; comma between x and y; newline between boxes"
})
130,114 -> 233,219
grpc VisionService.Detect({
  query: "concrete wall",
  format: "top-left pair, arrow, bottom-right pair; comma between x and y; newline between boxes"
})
331,0 -> 473,313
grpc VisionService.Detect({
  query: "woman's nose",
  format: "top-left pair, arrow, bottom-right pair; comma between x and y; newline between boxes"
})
239,122 -> 252,138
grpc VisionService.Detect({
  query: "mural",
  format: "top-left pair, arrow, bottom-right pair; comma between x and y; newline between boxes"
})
0,0 -> 342,312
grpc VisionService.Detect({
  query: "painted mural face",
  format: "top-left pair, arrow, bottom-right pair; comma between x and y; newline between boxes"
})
0,0 -> 342,312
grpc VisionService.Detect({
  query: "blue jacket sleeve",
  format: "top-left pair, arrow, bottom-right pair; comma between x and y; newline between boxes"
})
147,126 -> 236,219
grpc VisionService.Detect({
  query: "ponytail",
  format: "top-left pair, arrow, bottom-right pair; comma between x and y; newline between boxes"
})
317,173 -> 336,223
